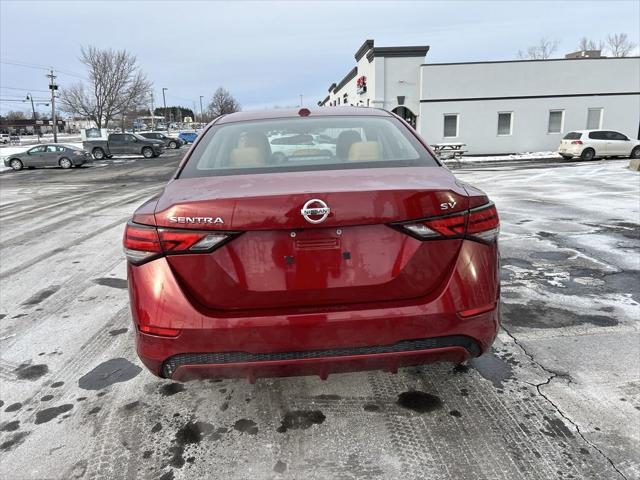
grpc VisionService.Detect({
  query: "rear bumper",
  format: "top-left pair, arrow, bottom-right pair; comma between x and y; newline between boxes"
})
128,239 -> 500,381
163,335 -> 480,381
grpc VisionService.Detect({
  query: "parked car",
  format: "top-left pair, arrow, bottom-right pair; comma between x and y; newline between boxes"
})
124,107 -> 501,381
4,144 -> 92,170
178,131 -> 197,143
83,133 -> 164,159
0,133 -> 9,144
139,132 -> 185,149
559,130 -> 640,160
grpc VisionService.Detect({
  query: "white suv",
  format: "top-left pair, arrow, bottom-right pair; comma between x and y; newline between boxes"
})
559,130 -> 640,160
0,133 -> 10,144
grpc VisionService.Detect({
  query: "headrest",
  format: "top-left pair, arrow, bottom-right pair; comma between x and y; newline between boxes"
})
229,147 -> 266,167
348,141 -> 381,161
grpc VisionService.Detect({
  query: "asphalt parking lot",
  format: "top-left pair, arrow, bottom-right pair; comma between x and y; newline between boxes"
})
0,152 -> 638,480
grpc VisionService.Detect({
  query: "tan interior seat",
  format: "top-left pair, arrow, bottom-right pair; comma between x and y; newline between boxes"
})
228,132 -> 271,167
229,147 -> 266,167
348,141 -> 381,161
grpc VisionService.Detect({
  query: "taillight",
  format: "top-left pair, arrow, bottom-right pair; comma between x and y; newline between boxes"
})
571,140 -> 583,145
396,203 -> 499,244
123,222 -> 162,264
123,221 -> 237,265
466,204 -> 500,243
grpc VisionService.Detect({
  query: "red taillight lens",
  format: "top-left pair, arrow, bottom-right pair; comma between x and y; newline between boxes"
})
466,204 -> 500,243
571,140 -> 583,145
123,221 -> 235,265
123,222 -> 162,264
139,324 -> 181,337
397,203 -> 499,244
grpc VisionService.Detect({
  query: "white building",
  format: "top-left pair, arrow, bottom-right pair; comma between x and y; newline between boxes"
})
320,40 -> 640,155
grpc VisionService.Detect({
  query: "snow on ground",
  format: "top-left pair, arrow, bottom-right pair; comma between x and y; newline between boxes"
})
441,150 -> 562,163
0,156 -> 638,480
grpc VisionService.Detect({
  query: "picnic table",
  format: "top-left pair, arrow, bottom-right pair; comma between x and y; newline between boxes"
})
431,142 -> 467,161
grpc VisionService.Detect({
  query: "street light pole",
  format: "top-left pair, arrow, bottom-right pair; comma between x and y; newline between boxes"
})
150,93 -> 155,130
26,94 -> 41,140
199,95 -> 204,124
162,87 -> 168,128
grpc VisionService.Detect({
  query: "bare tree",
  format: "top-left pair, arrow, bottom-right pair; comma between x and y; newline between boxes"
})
578,37 -> 604,52
4,110 -> 26,120
606,33 -> 637,57
207,87 -> 240,118
517,37 -> 559,60
59,46 -> 152,129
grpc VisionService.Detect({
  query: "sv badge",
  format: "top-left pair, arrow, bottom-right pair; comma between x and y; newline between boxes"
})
440,201 -> 457,210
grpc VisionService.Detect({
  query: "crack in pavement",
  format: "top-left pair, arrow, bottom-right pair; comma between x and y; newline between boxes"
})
501,325 -> 628,480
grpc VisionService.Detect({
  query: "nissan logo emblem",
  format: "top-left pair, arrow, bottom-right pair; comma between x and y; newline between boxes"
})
301,198 -> 330,224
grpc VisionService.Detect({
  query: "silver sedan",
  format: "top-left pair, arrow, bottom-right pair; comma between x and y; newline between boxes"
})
4,144 -> 92,171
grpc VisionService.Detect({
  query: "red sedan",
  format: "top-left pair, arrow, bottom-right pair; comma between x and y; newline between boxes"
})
124,107 -> 500,382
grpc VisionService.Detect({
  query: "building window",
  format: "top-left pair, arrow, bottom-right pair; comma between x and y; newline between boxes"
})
497,112 -> 513,136
548,110 -> 564,134
443,114 -> 459,138
587,108 -> 603,129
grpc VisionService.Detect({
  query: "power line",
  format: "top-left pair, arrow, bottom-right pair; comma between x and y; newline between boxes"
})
0,59 -> 52,71
0,86 -> 51,93
0,59 -> 87,80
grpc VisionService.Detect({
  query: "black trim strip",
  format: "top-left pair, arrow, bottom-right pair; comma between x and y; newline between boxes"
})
354,39 -> 374,61
334,66 -> 358,93
367,46 -> 430,62
421,56 -> 639,67
161,335 -> 480,377
421,92 -> 640,103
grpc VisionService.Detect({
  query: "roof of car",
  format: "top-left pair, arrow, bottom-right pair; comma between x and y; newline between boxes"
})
568,129 -> 622,133
215,107 -> 392,124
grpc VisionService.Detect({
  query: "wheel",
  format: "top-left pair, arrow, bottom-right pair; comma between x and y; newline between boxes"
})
9,159 -> 23,171
59,157 -> 72,169
92,148 -> 105,160
631,146 -> 640,159
168,141 -> 177,149
580,148 -> 595,161
142,147 -> 154,158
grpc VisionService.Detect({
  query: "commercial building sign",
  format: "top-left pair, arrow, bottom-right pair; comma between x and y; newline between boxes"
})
356,76 -> 367,95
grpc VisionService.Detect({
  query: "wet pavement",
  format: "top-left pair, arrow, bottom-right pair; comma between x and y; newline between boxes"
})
0,155 -> 638,479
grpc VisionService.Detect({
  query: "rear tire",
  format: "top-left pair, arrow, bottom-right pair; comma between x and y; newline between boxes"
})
142,147 -> 154,158
92,148 -> 105,160
168,141 -> 177,149
59,157 -> 72,169
9,159 -> 23,171
631,146 -> 640,159
580,148 -> 595,161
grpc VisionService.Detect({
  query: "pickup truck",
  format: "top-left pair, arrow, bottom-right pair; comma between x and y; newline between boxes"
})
83,133 -> 165,160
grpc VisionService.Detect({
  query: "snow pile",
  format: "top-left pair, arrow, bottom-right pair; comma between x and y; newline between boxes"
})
442,151 -> 562,163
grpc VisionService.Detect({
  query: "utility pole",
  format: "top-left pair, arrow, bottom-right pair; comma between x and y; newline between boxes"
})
47,69 -> 58,142
199,95 -> 204,124
26,94 -> 41,140
162,87 -> 168,128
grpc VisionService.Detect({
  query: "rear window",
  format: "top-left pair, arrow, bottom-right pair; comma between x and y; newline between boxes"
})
588,131 -> 606,140
178,116 -> 438,178
563,132 -> 582,140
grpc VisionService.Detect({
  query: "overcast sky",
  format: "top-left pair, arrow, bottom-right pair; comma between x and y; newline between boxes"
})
1,0 -> 639,116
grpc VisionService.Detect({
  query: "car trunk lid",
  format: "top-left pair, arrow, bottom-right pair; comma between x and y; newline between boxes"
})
154,167 -> 469,310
